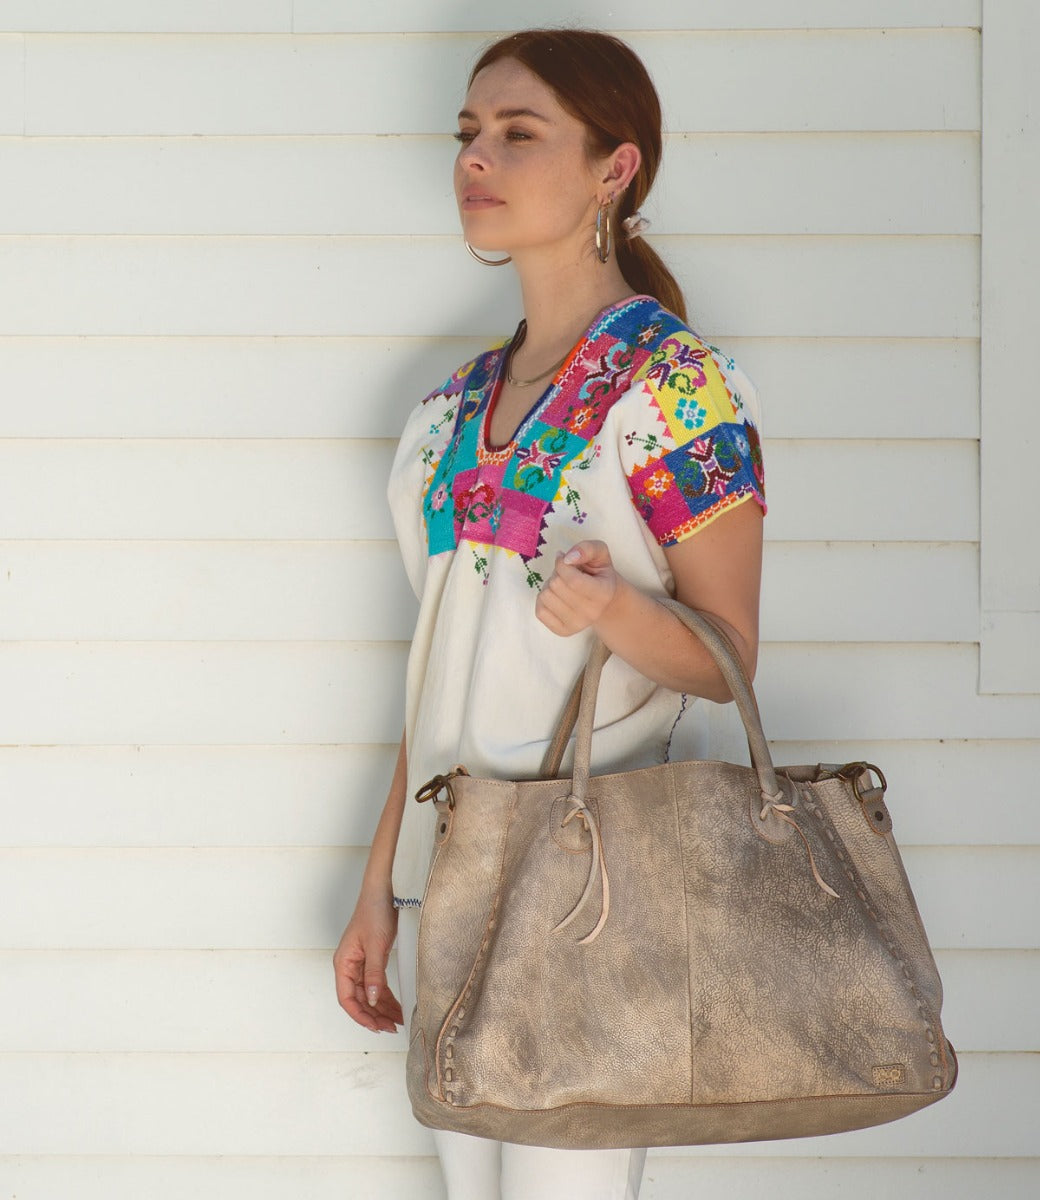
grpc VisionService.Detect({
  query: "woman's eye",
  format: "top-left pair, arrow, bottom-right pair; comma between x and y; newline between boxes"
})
453,130 -> 476,144
506,130 -> 532,142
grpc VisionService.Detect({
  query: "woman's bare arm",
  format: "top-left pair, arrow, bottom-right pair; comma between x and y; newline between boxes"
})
534,499 -> 763,702
332,733 -> 408,1032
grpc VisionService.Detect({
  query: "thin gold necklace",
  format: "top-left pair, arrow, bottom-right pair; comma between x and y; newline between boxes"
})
506,320 -> 569,388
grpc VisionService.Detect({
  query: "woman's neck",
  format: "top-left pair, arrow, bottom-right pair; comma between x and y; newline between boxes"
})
511,251 -> 636,364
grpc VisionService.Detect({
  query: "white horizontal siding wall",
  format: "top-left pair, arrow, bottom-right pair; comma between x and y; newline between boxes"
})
0,2 -> 1035,1197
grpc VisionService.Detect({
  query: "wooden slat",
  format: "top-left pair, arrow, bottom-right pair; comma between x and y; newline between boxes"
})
0,335 -> 481,439
980,611 -> 1040,695
0,540 -> 419,641
0,336 -> 979,440
0,948 -> 1026,1053
761,543 -> 978,641
643,1158 -> 1039,1199
0,132 -> 978,237
725,336 -> 979,441
0,2 -> 293,32
0,33 -> 21,133
0,1 -> 984,34
0,739 -> 1033,851
0,1156 -> 1035,1200
0,642 -> 407,745
0,949 -> 408,1053
5,738 -> 1033,851
0,846 -> 1031,951
0,1156 -> 445,1200
659,132 -> 978,235
0,439 -> 977,541
763,740 -> 1040,846
7,642 -> 1040,746
0,1052 -> 1029,1157
0,744 -> 399,848
0,540 -> 972,643
754,644 -> 1040,740
332,0 -> 985,32
763,441 -> 977,541
978,0 -> 1040,696
0,440 -> 400,540
18,31 -> 980,137
0,236 -> 979,338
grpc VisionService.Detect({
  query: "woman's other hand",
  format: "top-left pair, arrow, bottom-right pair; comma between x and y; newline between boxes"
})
535,540 -> 619,636
333,894 -> 404,1033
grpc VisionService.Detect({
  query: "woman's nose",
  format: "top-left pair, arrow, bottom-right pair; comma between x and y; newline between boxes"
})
458,136 -> 490,171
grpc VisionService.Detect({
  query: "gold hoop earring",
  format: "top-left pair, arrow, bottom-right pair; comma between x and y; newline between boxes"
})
595,202 -> 613,264
465,241 -> 511,267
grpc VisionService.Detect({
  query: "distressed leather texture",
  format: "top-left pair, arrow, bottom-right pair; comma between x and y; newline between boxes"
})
406,605 -> 957,1148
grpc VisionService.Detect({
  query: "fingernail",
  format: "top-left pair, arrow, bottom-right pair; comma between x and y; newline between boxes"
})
366,986 -> 379,1006
563,550 -> 580,564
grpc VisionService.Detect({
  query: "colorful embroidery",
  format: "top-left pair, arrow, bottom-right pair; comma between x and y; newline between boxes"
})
417,298 -> 766,571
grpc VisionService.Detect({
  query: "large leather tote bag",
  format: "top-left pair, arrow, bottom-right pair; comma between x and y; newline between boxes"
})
406,603 -> 957,1149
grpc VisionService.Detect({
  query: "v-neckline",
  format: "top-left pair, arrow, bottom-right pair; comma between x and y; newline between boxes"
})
481,294 -> 650,453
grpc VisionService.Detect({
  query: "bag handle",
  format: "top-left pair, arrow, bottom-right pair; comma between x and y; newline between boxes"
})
543,599 -> 781,805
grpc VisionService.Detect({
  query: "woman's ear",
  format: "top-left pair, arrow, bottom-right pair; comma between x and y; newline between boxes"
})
602,142 -> 642,193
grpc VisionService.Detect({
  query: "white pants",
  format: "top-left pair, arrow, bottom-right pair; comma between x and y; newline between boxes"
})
396,911 -> 645,1200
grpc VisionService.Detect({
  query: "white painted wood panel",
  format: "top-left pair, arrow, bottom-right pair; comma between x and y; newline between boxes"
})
0,846 -> 1031,951
981,612 -> 1040,694
0,236 -> 979,338
0,541 -> 973,643
0,1156 -> 1034,1200
295,0 -> 984,33
0,440 -> 978,542
0,949 -> 407,1054
0,0 -> 984,34
0,335 -> 482,439
0,745 -> 399,848
767,740 -> 1040,847
0,440 -> 399,540
0,336 -> 979,440
0,948 -> 1026,1053
761,543 -> 978,642
7,643 -> 1040,744
643,1158 -> 1038,1200
21,31 -> 979,137
730,337 -> 980,441
0,1 -> 293,32
764,441 -> 977,542
0,643 -> 406,745
756,645 -> 1040,740
4,738 -> 1033,850
0,1052 -> 1029,1157
0,33 -> 21,133
0,540 -> 420,641
0,132 -> 978,237
0,1155 -> 445,1200
978,0 -> 1040,694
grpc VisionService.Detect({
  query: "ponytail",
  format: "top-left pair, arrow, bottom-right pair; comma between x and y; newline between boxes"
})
616,223 -> 688,326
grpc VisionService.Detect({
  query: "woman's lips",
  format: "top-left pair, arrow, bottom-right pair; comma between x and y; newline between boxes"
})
461,192 -> 505,210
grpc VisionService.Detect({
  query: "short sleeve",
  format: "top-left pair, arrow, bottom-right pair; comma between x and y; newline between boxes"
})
620,330 -> 766,546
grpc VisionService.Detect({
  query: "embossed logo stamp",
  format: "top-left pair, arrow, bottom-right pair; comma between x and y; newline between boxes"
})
872,1063 -> 907,1089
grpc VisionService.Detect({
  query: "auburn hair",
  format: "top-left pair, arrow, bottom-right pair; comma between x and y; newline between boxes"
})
469,29 -> 688,324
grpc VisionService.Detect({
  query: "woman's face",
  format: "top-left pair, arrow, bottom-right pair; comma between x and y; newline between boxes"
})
454,58 -> 607,259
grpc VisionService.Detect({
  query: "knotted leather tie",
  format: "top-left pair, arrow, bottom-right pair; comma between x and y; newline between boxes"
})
553,787 -> 838,946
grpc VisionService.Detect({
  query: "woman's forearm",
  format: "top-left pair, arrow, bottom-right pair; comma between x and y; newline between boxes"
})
593,575 -> 755,703
357,733 -> 408,901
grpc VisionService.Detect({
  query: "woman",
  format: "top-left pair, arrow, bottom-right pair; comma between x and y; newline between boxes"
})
334,29 -> 766,1200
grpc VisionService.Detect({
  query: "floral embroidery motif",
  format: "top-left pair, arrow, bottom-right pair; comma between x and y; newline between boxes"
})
418,298 -> 766,572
